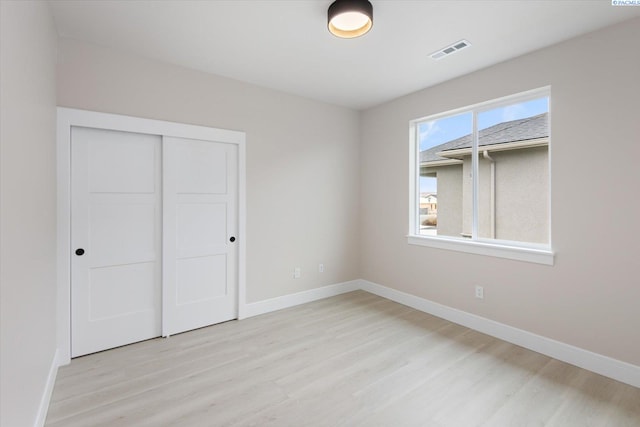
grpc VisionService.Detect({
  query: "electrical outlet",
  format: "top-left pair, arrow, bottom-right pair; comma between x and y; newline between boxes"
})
475,285 -> 484,299
294,267 -> 301,279
319,264 -> 324,273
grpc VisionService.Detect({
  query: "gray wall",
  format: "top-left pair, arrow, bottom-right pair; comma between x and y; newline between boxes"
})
360,18 -> 640,366
56,38 -> 362,303
0,1 -> 59,426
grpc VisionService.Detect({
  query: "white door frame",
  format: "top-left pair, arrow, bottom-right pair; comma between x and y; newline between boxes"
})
57,107 -> 247,365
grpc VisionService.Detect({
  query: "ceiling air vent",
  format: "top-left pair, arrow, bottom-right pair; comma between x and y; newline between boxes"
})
430,40 -> 471,60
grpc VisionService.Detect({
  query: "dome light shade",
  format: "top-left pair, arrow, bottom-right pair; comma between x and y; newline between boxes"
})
328,0 -> 373,39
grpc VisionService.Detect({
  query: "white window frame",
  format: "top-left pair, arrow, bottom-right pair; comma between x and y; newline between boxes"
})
408,87 -> 554,265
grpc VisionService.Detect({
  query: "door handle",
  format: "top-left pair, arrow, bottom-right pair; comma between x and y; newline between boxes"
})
75,248 -> 85,256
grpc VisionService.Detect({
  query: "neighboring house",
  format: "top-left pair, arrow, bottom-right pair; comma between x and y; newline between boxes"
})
420,113 -> 549,244
419,193 -> 437,214
419,193 -> 438,233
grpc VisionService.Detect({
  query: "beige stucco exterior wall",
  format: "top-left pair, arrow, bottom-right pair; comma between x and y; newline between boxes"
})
492,146 -> 549,243
428,164 -> 464,237
360,18 -> 640,366
425,145 -> 548,243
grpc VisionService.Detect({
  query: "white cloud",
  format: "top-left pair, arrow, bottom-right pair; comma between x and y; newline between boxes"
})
501,102 -> 527,122
419,121 -> 440,141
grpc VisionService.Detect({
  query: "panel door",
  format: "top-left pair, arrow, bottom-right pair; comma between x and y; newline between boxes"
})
162,136 -> 238,336
71,127 -> 162,357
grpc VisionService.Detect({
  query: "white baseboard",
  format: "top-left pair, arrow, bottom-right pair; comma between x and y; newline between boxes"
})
34,348 -> 59,427
240,278 -> 640,388
358,279 -> 640,389
41,277 -> 638,425
242,280 -> 361,319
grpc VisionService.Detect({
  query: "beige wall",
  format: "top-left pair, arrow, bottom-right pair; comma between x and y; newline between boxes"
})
0,1 -> 59,426
3,7 -> 638,423
428,165 -> 463,237
492,147 -> 549,243
56,38 -> 361,303
360,18 -> 640,366
431,146 -> 549,242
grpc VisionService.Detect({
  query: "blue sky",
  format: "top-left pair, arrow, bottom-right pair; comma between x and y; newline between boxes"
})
419,97 -> 548,194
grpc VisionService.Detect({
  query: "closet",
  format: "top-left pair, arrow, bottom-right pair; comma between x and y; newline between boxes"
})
60,110 -> 244,358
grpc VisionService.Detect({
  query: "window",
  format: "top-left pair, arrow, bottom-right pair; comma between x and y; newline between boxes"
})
409,88 -> 553,264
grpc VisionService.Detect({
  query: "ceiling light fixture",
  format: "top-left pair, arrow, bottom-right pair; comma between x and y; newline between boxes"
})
328,0 -> 373,39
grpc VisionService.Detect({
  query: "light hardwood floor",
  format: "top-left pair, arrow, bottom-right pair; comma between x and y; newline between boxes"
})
46,291 -> 640,426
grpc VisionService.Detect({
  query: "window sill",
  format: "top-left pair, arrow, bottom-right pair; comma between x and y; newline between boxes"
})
407,235 -> 554,265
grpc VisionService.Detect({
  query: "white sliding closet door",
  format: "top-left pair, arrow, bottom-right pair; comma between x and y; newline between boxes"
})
162,136 -> 238,336
71,127 -> 162,357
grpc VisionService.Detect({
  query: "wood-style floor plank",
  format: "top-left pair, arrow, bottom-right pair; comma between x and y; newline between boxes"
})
46,291 -> 640,427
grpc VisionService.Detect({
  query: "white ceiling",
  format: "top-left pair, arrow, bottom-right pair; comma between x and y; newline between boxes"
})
49,1 -> 640,110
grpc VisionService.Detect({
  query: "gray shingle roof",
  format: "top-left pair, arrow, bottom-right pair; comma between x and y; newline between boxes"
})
420,112 -> 548,164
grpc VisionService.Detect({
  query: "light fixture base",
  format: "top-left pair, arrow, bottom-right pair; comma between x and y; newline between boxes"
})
328,0 -> 373,39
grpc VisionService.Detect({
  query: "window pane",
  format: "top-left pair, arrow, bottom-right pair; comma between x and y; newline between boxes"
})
418,112 -> 472,238
477,97 -> 549,244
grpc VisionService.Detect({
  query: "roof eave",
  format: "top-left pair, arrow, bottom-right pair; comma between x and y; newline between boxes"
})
420,158 -> 464,168
435,137 -> 549,160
